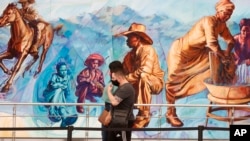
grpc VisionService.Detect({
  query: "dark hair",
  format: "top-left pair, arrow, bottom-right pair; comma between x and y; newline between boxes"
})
109,60 -> 125,75
56,62 -> 67,71
28,0 -> 35,4
239,18 -> 250,30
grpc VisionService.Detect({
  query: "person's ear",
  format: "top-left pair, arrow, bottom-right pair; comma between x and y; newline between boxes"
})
112,72 -> 117,79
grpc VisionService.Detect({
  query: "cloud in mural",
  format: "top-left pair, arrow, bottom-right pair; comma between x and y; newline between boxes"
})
1,0 -> 250,23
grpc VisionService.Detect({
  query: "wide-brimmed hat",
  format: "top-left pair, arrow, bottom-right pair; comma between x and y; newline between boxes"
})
84,53 -> 104,67
114,23 -> 153,45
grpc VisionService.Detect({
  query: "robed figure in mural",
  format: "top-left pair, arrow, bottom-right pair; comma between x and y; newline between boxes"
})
165,0 -> 235,127
43,62 -> 77,127
115,23 -> 164,128
75,53 -> 105,113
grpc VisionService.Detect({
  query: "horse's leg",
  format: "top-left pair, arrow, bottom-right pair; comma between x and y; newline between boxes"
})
0,51 -> 14,75
1,52 -> 28,92
34,27 -> 54,78
22,53 -> 39,77
34,44 -> 49,78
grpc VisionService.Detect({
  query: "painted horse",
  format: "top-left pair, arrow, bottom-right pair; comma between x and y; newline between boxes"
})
0,3 -> 63,92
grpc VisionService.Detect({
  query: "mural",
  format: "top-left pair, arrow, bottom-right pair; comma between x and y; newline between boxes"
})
0,0 -> 249,139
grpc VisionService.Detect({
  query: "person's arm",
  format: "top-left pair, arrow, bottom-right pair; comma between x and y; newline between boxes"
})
93,70 -> 105,92
77,69 -> 91,84
23,7 -> 39,21
126,46 -> 155,82
48,74 -> 65,89
107,83 -> 121,106
204,17 -> 226,59
220,25 -> 235,56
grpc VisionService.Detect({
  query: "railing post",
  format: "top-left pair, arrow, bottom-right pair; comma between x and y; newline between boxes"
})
198,125 -> 204,141
12,104 -> 17,141
67,126 -> 74,141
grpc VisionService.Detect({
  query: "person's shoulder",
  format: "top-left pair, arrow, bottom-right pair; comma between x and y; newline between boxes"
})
78,68 -> 89,73
27,6 -> 37,12
141,44 -> 155,51
234,34 -> 240,39
120,83 -> 132,89
124,83 -> 135,91
199,15 -> 217,25
201,15 -> 216,21
124,83 -> 133,86
51,72 -> 58,77
50,73 -> 59,79
96,69 -> 104,73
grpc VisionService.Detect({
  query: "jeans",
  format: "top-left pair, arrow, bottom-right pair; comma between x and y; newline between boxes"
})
102,102 -> 111,141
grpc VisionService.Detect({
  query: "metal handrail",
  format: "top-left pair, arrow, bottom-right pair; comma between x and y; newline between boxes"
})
0,103 -> 249,107
0,125 -> 230,141
0,103 -> 248,141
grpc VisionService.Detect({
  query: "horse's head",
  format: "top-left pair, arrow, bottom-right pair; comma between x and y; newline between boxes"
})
0,3 -> 20,27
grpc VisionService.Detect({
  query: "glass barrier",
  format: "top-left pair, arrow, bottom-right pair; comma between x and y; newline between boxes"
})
0,103 -> 249,140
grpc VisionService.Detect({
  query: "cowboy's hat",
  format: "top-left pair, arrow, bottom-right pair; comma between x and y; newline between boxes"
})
18,0 -> 28,3
114,23 -> 153,45
18,0 -> 35,4
84,53 -> 104,67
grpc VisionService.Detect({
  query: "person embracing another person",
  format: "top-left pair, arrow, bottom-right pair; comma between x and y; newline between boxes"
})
106,60 -> 135,141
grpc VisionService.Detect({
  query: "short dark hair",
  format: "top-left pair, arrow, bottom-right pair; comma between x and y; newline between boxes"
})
109,60 -> 125,75
239,18 -> 250,30
56,62 -> 67,71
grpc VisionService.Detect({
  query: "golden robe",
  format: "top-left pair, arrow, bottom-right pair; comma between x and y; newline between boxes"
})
166,16 -> 234,103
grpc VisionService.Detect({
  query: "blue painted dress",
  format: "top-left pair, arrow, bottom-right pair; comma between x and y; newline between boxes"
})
43,73 -> 77,127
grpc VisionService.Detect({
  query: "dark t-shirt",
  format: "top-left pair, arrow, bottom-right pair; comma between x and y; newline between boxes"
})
113,83 -> 135,120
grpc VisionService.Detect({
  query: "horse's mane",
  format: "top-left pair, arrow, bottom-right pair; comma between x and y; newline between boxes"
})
4,3 -> 28,26
5,3 -> 21,15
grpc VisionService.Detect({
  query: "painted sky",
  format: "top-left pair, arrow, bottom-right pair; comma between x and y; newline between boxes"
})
0,0 -> 249,23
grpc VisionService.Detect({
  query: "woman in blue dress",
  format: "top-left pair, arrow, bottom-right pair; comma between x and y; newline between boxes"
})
43,62 -> 78,127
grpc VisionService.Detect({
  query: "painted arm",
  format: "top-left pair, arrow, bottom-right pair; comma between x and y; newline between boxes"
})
126,46 -> 155,82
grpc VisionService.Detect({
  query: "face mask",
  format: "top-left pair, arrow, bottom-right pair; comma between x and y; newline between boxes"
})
111,80 -> 120,86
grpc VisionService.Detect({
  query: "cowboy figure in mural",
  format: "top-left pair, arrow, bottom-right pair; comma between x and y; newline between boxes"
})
18,0 -> 48,54
75,53 -> 105,113
115,23 -> 164,128
165,0 -> 235,127
0,3 -> 62,92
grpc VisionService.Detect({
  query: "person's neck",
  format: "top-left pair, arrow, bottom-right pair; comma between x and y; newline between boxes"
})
132,43 -> 143,52
119,78 -> 128,86
136,43 -> 143,49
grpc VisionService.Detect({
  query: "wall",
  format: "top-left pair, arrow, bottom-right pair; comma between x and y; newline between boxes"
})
0,0 -> 249,139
